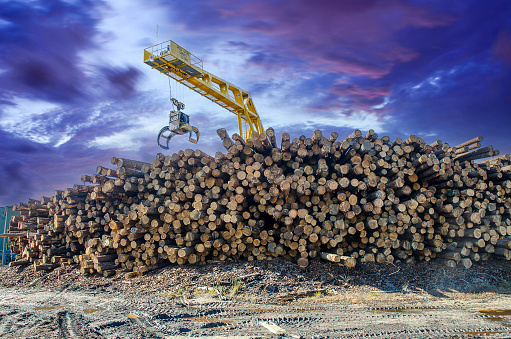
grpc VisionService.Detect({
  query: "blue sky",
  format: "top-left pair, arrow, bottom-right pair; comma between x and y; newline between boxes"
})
0,0 -> 510,205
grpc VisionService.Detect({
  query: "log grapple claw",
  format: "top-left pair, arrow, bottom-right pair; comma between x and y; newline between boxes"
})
157,126 -> 174,150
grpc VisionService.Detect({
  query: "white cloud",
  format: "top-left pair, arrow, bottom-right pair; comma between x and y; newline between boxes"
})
54,133 -> 73,147
372,96 -> 390,109
0,98 -> 59,129
0,18 -> 10,27
0,98 -> 59,143
88,110 -> 164,150
428,76 -> 441,86
89,131 -> 140,150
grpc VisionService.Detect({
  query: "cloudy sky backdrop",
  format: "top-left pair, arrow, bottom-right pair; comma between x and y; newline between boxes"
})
1,0 -> 510,205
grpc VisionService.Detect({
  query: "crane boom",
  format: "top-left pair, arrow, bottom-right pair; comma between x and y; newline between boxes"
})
144,40 -> 264,140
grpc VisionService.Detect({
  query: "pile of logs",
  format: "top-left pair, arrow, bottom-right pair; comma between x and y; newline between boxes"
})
4,128 -> 511,276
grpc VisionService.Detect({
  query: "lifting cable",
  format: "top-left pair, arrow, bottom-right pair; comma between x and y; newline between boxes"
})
168,78 -> 175,110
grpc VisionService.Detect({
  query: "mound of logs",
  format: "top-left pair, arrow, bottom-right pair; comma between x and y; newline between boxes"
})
4,128 -> 511,276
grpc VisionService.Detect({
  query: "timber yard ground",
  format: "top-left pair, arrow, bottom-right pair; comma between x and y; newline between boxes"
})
0,258 -> 511,338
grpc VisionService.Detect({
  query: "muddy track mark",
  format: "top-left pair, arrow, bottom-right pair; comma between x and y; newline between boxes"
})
0,318 -> 14,337
0,309 -> 32,338
57,311 -> 83,339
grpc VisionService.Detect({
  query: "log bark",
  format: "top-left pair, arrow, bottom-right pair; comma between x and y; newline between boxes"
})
7,129 -> 511,275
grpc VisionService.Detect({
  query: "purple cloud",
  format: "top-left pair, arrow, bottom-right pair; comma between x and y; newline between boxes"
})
0,0 -> 101,104
493,29 -> 511,66
0,0 -> 142,107
168,0 -> 510,121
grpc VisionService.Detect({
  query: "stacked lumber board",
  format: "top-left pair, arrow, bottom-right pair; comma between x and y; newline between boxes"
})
4,128 -> 511,276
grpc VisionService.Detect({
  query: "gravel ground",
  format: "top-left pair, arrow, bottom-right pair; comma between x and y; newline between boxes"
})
1,258 -> 511,338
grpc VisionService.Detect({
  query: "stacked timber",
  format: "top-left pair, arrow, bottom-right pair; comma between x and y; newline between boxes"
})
4,127 -> 511,276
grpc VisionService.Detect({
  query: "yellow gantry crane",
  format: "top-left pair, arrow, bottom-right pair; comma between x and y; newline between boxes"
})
144,40 -> 265,149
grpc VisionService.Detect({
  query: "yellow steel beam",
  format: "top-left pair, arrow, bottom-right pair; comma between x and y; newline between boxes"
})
144,40 -> 264,140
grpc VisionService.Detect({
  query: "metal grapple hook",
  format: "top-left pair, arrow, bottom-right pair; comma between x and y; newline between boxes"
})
189,126 -> 199,144
157,126 -> 174,150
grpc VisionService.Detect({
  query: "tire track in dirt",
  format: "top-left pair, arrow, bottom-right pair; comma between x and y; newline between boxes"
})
1,287 -> 511,338
149,303 -> 511,338
57,311 -> 84,339
0,308 -> 32,338
0,316 -> 14,337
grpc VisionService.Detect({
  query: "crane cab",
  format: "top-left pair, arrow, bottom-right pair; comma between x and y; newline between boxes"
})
169,110 -> 190,134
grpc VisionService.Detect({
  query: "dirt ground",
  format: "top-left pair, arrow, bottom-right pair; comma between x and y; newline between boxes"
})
1,258 -> 511,338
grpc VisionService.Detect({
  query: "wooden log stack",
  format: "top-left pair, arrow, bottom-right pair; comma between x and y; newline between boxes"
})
4,127 -> 511,276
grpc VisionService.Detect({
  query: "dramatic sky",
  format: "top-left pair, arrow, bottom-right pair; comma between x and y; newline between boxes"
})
1,0 -> 510,205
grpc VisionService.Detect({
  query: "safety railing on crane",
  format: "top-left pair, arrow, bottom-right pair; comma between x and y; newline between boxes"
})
145,40 -> 203,69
